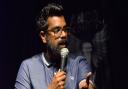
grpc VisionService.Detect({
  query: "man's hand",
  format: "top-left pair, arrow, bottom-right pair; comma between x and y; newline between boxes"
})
48,70 -> 66,89
79,72 -> 94,89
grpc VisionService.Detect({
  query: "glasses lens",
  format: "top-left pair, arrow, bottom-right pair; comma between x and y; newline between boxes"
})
52,28 -> 61,34
48,26 -> 71,37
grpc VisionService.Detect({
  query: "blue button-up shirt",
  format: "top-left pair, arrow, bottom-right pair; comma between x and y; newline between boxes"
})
15,53 -> 91,89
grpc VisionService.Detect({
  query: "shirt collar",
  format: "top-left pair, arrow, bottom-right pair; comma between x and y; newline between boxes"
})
42,53 -> 51,67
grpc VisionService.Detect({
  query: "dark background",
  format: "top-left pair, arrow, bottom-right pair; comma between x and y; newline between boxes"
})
0,0 -> 127,89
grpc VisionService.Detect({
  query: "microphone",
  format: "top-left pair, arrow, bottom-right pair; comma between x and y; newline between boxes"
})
60,48 -> 69,71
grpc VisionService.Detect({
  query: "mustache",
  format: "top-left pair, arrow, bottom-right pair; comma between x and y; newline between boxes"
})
58,39 -> 68,45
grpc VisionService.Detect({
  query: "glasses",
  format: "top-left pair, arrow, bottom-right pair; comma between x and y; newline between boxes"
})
47,26 -> 71,37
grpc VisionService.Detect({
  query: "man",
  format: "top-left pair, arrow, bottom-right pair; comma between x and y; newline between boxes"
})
80,42 -> 92,65
15,3 -> 94,89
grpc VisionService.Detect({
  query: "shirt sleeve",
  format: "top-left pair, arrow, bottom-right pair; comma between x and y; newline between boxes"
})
77,56 -> 92,83
15,60 -> 31,89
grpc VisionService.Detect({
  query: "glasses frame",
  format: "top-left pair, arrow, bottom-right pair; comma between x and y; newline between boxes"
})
47,26 -> 71,37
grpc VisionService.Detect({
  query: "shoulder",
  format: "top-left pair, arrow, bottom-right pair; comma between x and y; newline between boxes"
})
20,53 -> 43,68
68,53 -> 88,64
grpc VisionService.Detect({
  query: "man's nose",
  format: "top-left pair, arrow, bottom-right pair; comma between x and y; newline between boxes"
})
60,30 -> 67,38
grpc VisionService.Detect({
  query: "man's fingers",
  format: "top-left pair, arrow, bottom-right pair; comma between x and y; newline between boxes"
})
79,79 -> 88,89
55,71 -> 66,77
58,81 -> 65,86
54,71 -> 66,81
86,72 -> 92,77
57,80 -> 65,89
79,72 -> 94,89
86,72 -> 92,85
56,75 -> 66,82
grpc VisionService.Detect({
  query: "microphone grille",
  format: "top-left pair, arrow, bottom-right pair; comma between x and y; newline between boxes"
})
60,48 -> 69,57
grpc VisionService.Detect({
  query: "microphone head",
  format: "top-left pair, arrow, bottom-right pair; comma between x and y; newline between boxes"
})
60,48 -> 69,57
60,48 -> 69,71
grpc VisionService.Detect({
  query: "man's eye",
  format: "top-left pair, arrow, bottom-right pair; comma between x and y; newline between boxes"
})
53,28 -> 60,33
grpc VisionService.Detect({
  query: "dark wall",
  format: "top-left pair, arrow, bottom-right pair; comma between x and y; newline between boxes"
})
0,0 -> 127,89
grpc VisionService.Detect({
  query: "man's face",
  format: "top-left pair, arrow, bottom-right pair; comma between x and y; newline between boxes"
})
82,42 -> 92,54
44,16 -> 68,54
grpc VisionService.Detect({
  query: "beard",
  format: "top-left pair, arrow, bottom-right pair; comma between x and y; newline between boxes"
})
46,41 -> 60,65
47,43 -> 60,56
47,39 -> 68,58
45,39 -> 68,67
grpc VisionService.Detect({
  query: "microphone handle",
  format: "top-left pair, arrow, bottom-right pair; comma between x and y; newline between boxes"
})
60,56 -> 66,71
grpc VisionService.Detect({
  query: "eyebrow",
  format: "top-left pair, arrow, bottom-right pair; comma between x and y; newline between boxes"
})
50,25 -> 68,30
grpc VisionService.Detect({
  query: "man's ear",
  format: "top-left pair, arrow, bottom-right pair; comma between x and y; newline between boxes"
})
40,31 -> 47,43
